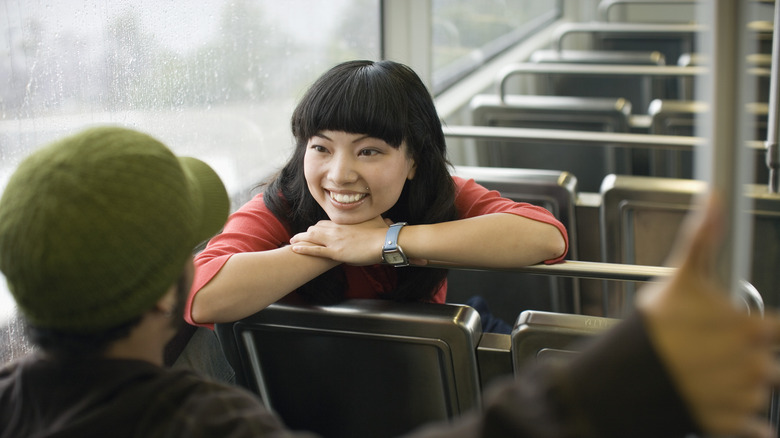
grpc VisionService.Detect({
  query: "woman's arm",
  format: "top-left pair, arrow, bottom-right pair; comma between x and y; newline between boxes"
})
289,177 -> 567,268
186,194 -> 343,326
400,212 -> 565,268
289,213 -> 565,269
190,246 -> 340,324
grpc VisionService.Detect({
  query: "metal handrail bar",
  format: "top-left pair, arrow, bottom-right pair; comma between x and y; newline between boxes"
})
443,125 -> 766,151
429,260 -> 673,282
497,63 -> 706,102
430,260 -> 764,314
597,0 -> 700,22
554,22 -> 707,51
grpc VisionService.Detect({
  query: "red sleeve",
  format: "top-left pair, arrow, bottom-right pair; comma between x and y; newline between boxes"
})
184,193 -> 292,328
453,176 -> 569,264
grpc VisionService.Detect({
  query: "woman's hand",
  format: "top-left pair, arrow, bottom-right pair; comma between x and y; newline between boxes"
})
289,216 -> 392,266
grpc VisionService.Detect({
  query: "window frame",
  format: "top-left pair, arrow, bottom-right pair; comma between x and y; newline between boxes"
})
381,0 -> 563,95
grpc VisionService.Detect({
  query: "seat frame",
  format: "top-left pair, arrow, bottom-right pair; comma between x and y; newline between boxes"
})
216,299 -> 483,438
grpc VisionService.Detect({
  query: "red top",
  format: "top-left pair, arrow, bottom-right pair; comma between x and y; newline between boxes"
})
186,176 -> 569,328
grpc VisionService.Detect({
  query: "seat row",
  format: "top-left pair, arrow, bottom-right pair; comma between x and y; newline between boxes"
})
473,73 -> 768,191
462,17 -> 772,191
214,163 -> 775,438
447,165 -> 775,316
215,299 -> 619,438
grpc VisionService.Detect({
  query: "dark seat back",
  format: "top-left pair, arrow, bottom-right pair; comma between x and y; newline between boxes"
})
215,299 -> 482,438
448,166 -> 580,317
600,174 -> 777,314
553,22 -> 700,68
647,99 -> 769,181
511,310 -> 619,371
469,94 -> 631,192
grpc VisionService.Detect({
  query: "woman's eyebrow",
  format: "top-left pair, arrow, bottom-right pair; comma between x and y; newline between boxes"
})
312,132 -> 374,143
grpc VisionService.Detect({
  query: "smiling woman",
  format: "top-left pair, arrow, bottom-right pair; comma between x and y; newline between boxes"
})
185,60 -> 568,331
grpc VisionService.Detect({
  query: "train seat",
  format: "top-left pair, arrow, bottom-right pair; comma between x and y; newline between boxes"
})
552,22 -> 702,104
599,174 -> 777,314
645,99 -> 705,179
677,52 -> 770,103
647,99 -> 768,181
447,166 -> 580,318
214,299 -> 482,438
471,94 -> 632,133
647,99 -> 769,141
497,62 -> 679,116
647,99 -> 707,137
468,94 -> 632,192
748,20 -> 775,55
553,22 -> 700,71
511,310 -> 619,371
488,62 -> 702,183
528,48 -> 668,111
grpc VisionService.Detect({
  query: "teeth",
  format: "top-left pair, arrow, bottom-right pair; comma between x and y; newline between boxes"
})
330,192 -> 366,204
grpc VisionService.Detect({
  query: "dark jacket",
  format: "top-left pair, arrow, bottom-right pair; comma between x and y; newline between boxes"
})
1,313 -> 697,438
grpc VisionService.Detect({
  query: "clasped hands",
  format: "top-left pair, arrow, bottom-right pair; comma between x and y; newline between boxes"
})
289,216 -> 426,266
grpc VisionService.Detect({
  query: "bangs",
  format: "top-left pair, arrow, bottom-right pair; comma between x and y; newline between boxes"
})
292,62 -> 407,147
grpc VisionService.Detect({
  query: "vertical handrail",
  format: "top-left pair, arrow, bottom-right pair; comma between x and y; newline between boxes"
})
703,0 -> 753,296
766,1 -> 780,193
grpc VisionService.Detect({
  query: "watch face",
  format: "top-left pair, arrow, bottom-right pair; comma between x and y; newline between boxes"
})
383,251 -> 407,265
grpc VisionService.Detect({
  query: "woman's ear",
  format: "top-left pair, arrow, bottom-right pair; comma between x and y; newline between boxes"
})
407,158 -> 417,180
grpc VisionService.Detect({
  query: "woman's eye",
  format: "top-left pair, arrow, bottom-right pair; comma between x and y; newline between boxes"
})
311,145 -> 328,153
359,149 -> 379,157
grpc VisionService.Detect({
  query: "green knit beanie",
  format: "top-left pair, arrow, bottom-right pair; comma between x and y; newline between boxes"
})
0,126 -> 229,333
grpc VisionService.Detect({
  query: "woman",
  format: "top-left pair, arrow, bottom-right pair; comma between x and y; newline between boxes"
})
185,60 -> 568,330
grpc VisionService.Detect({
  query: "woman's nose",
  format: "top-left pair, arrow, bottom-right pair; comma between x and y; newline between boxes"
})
328,153 -> 359,184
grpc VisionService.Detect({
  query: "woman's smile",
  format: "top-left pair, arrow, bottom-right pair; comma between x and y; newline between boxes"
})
327,190 -> 369,206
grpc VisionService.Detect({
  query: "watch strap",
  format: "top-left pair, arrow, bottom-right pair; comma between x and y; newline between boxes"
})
382,222 -> 409,266
384,222 -> 407,250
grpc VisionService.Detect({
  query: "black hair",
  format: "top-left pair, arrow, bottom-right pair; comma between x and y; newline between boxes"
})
26,268 -> 190,360
26,316 -> 142,360
264,60 -> 458,303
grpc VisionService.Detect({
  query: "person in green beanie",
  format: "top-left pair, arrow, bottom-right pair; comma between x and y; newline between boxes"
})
0,126 -> 315,437
0,126 -> 777,438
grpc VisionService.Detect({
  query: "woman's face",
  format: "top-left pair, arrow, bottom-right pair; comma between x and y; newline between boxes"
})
303,130 -> 416,225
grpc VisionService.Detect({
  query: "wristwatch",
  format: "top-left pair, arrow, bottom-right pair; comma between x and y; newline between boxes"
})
382,222 -> 409,266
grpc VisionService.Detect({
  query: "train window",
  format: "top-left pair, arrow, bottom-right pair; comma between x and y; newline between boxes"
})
0,0 -> 380,362
431,0 -> 561,94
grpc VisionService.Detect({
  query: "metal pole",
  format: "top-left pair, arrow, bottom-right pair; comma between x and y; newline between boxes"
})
700,0 -> 752,295
766,0 -> 780,193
